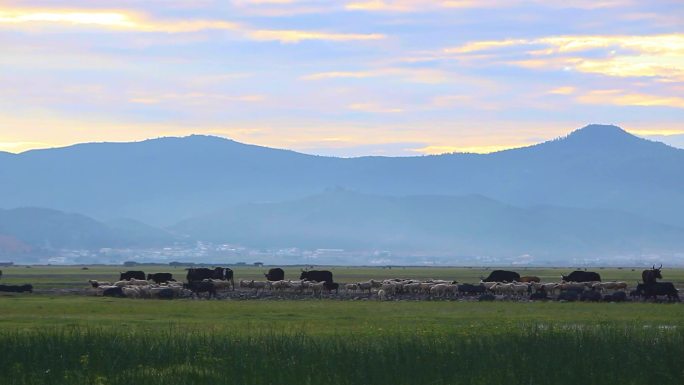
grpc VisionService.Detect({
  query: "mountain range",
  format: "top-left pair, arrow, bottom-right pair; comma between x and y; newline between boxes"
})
1,124 -> 683,261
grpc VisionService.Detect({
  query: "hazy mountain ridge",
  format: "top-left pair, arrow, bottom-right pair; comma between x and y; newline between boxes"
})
1,124 -> 682,228
1,124 -> 683,260
0,208 -> 177,255
173,190 -> 684,258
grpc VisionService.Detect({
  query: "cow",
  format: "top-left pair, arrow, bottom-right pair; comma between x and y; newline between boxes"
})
603,291 -> 627,302
642,264 -> 662,285
481,270 -> 520,282
324,282 -> 339,294
102,287 -> 124,297
187,267 -> 234,289
458,284 -> 486,296
561,270 -> 601,283
147,273 -> 174,284
184,281 -> 217,299
119,271 -> 146,281
557,291 -> 579,301
519,276 -> 540,283
478,294 -> 496,301
300,270 -> 334,284
264,268 -> 285,282
155,288 -> 175,300
580,290 -> 602,302
0,284 -> 32,293
636,282 -> 680,302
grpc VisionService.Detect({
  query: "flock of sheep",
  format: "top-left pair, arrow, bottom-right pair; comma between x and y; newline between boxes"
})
85,276 -> 641,302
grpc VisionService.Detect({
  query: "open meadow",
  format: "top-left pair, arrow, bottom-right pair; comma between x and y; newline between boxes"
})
3,264 -> 684,289
0,265 -> 683,384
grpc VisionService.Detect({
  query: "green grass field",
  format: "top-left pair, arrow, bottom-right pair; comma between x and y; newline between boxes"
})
1,266 -> 683,384
3,264 -> 683,288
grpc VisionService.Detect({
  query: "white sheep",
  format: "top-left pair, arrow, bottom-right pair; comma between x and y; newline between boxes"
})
345,283 -> 358,294
378,289 -> 387,301
310,281 -> 326,297
122,286 -> 141,298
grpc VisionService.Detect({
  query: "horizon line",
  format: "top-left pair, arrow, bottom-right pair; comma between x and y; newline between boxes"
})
1,124 -> 682,158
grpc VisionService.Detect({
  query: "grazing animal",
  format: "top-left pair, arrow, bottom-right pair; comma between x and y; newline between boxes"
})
102,287 -> 124,297
481,270 -> 520,283
248,280 -> 268,294
580,290 -> 602,302
152,288 -> 175,299
458,284 -> 486,296
642,264 -> 662,285
561,270 -> 601,283
377,289 -> 387,300
270,280 -> 290,292
636,282 -> 680,302
88,280 -> 111,288
202,279 -> 232,291
299,270 -> 334,285
187,267 -> 234,289
310,281 -> 326,297
430,283 -> 451,298
593,281 -> 628,292
557,291 -> 579,301
122,286 -> 141,298
324,282 -> 339,293
492,282 -> 514,295
147,273 -> 174,284
357,281 -> 373,294
478,294 -> 496,301
264,268 -> 285,282
119,271 -> 145,281
345,283 -> 358,293
184,281 -> 217,299
0,284 -> 33,293
519,276 -> 540,283
530,288 -> 548,300
603,291 -> 627,302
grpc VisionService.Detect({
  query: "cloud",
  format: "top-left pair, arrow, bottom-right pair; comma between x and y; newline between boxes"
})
548,86 -> 576,95
128,92 -> 266,105
301,68 -> 451,83
443,34 -> 684,81
576,90 -> 684,109
344,0 -> 632,12
411,143 -> 527,155
348,103 -> 403,113
0,8 -> 385,43
248,29 -> 384,43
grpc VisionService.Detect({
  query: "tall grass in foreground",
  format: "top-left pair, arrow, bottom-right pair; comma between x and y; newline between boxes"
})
0,325 -> 682,385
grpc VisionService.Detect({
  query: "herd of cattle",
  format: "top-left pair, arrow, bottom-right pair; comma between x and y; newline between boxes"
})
0,266 -> 680,302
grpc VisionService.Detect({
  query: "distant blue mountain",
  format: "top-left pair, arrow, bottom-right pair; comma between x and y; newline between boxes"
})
0,207 -> 176,254
172,189 -> 684,258
1,124 -> 681,229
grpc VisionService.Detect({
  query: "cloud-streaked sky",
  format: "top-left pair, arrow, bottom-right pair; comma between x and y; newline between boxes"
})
1,0 -> 683,156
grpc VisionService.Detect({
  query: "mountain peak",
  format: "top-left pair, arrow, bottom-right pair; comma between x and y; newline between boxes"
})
551,124 -> 649,150
570,124 -> 632,138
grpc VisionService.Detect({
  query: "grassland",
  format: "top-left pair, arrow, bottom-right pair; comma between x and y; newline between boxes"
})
3,264 -> 684,289
1,266 -> 683,384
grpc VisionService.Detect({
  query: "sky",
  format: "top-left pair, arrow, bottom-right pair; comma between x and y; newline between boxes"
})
0,0 -> 683,156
